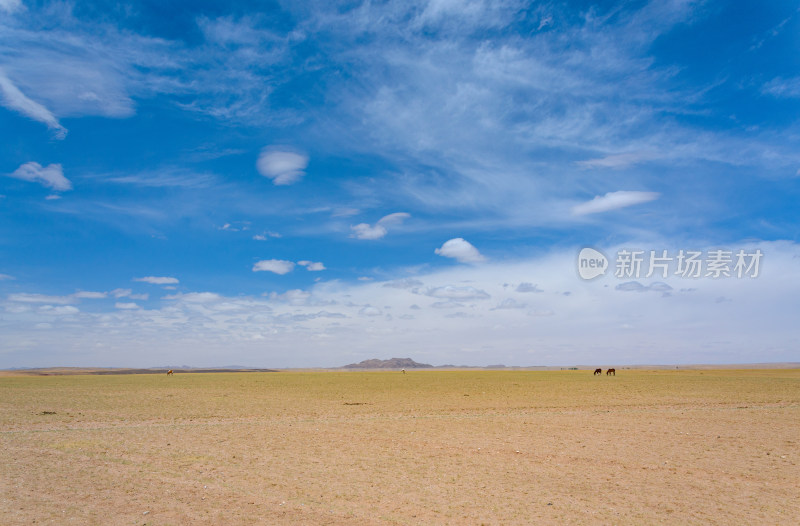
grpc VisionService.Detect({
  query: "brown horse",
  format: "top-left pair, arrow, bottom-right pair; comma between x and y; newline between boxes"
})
606,368 -> 615,376
593,368 -> 602,375
167,370 -> 174,376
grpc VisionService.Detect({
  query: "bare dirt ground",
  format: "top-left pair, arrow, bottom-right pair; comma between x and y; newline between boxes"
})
1,369 -> 798,525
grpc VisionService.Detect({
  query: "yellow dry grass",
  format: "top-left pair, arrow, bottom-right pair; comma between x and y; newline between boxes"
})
1,369 -> 798,525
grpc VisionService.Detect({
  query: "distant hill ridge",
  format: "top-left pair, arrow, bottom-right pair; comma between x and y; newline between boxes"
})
343,357 -> 433,369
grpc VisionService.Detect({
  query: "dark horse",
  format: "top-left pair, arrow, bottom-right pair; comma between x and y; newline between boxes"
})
606,368 -> 616,376
593,368 -> 602,375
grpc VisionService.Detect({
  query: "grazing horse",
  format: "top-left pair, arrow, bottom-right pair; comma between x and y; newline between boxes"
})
167,370 -> 174,376
606,368 -> 615,376
593,368 -> 602,375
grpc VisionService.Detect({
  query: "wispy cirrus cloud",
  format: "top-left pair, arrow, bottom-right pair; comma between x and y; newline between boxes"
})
576,151 -> 658,169
0,69 -> 67,138
0,0 -> 23,14
134,276 -> 179,285
572,191 -> 660,216
762,76 -> 800,99
351,212 -> 410,240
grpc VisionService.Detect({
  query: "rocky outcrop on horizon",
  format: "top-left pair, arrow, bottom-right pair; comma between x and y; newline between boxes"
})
343,357 -> 433,369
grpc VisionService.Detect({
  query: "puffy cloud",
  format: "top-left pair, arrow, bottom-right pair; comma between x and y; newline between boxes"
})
115,302 -> 140,310
0,70 -> 67,138
7,162 -> 71,191
256,148 -> 308,185
270,289 -> 311,306
359,305 -> 382,316
493,298 -> 527,310
435,238 -> 485,263
572,191 -> 660,216
134,276 -> 179,285
515,282 -> 542,293
298,260 -> 326,271
253,259 -> 296,275
350,223 -> 387,240
350,212 -> 411,240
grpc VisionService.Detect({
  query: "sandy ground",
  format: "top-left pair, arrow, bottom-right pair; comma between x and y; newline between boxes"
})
1,369 -> 798,525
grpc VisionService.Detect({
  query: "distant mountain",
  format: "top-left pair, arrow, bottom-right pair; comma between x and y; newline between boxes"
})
343,357 -> 433,369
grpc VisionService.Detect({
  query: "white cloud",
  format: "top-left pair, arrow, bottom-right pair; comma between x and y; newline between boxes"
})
0,273 -> 14,280
762,76 -> 800,99
515,282 -> 542,293
134,276 -> 180,285
576,152 -> 656,169
163,292 -> 222,303
253,231 -> 281,241
256,148 -> 309,185
350,223 -> 387,240
72,291 -> 107,299
7,162 -> 72,191
270,289 -> 311,306
38,305 -> 79,315
423,285 -> 490,300
298,260 -> 326,271
493,298 -> 527,310
615,281 -> 673,293
0,0 -> 23,13
8,293 -> 75,304
435,238 -> 485,263
350,212 -> 410,240
115,302 -> 140,310
359,305 -> 382,317
572,191 -> 660,216
3,241 -> 799,368
377,212 -> 411,225
253,259 -> 295,275
0,69 -> 67,138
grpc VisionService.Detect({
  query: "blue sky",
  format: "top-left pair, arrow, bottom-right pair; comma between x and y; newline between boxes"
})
1,0 -> 799,368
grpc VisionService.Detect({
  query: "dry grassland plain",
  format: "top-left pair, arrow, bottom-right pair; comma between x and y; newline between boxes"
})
1,369 -> 798,525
